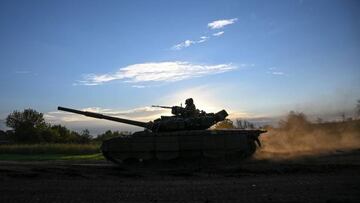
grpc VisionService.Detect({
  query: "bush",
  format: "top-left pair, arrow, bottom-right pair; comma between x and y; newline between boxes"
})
235,119 -> 255,129
94,130 -> 129,142
214,119 -> 235,129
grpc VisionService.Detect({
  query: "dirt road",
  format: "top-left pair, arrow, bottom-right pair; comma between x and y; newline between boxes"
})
1,150 -> 360,202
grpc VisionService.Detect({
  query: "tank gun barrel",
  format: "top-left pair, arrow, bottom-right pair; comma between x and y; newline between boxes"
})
151,105 -> 172,109
58,106 -> 229,133
57,106 -> 149,129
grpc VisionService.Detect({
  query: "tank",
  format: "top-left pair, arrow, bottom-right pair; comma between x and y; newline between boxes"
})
58,99 -> 265,164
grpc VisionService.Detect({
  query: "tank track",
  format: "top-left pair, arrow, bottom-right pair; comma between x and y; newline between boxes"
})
101,130 -> 264,165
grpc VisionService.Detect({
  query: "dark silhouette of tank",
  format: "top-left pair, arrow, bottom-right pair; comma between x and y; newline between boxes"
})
58,99 -> 265,164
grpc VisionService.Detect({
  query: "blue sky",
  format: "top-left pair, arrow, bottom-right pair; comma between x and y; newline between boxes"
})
0,0 -> 359,133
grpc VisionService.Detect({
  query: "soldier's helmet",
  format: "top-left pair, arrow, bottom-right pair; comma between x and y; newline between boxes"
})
185,98 -> 194,105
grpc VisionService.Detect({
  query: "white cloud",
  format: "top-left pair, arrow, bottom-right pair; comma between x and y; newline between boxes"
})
171,17 -> 237,50
172,40 -> 195,50
197,36 -> 209,43
213,31 -> 224,36
172,36 -> 210,50
78,61 -> 236,86
271,71 -> 285,75
132,85 -> 146,88
267,67 -> 285,76
208,18 -> 238,29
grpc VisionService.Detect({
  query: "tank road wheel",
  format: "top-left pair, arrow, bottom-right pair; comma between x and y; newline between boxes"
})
239,134 -> 259,159
244,141 -> 257,158
102,152 -> 122,165
229,141 -> 257,161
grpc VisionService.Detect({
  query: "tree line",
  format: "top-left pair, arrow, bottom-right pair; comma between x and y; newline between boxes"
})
0,109 -> 127,144
2,100 -> 360,143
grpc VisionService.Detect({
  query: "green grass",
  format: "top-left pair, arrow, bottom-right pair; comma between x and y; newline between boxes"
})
0,153 -> 104,161
0,143 -> 104,161
0,143 -> 100,155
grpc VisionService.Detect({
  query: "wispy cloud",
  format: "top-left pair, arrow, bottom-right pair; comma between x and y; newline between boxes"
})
213,31 -> 224,36
171,18 -> 237,50
132,85 -> 146,88
172,40 -> 195,50
77,61 -> 236,86
197,36 -> 209,43
271,71 -> 285,75
267,67 -> 286,76
208,18 -> 238,29
172,36 -> 210,50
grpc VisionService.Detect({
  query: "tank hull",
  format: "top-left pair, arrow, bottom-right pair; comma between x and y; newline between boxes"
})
101,129 -> 264,164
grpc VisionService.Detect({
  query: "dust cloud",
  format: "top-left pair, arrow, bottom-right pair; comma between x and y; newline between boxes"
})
254,112 -> 360,160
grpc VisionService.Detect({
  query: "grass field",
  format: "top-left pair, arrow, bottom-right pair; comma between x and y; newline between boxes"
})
0,143 -> 100,154
0,143 -> 104,161
0,153 -> 104,161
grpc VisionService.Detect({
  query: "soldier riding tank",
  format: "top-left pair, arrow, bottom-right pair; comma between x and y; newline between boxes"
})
58,98 -> 265,164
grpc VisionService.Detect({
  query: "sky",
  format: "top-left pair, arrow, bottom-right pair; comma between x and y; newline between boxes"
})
0,0 -> 359,133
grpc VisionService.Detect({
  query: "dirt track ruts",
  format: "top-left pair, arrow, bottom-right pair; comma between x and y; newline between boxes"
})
1,150 -> 360,203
